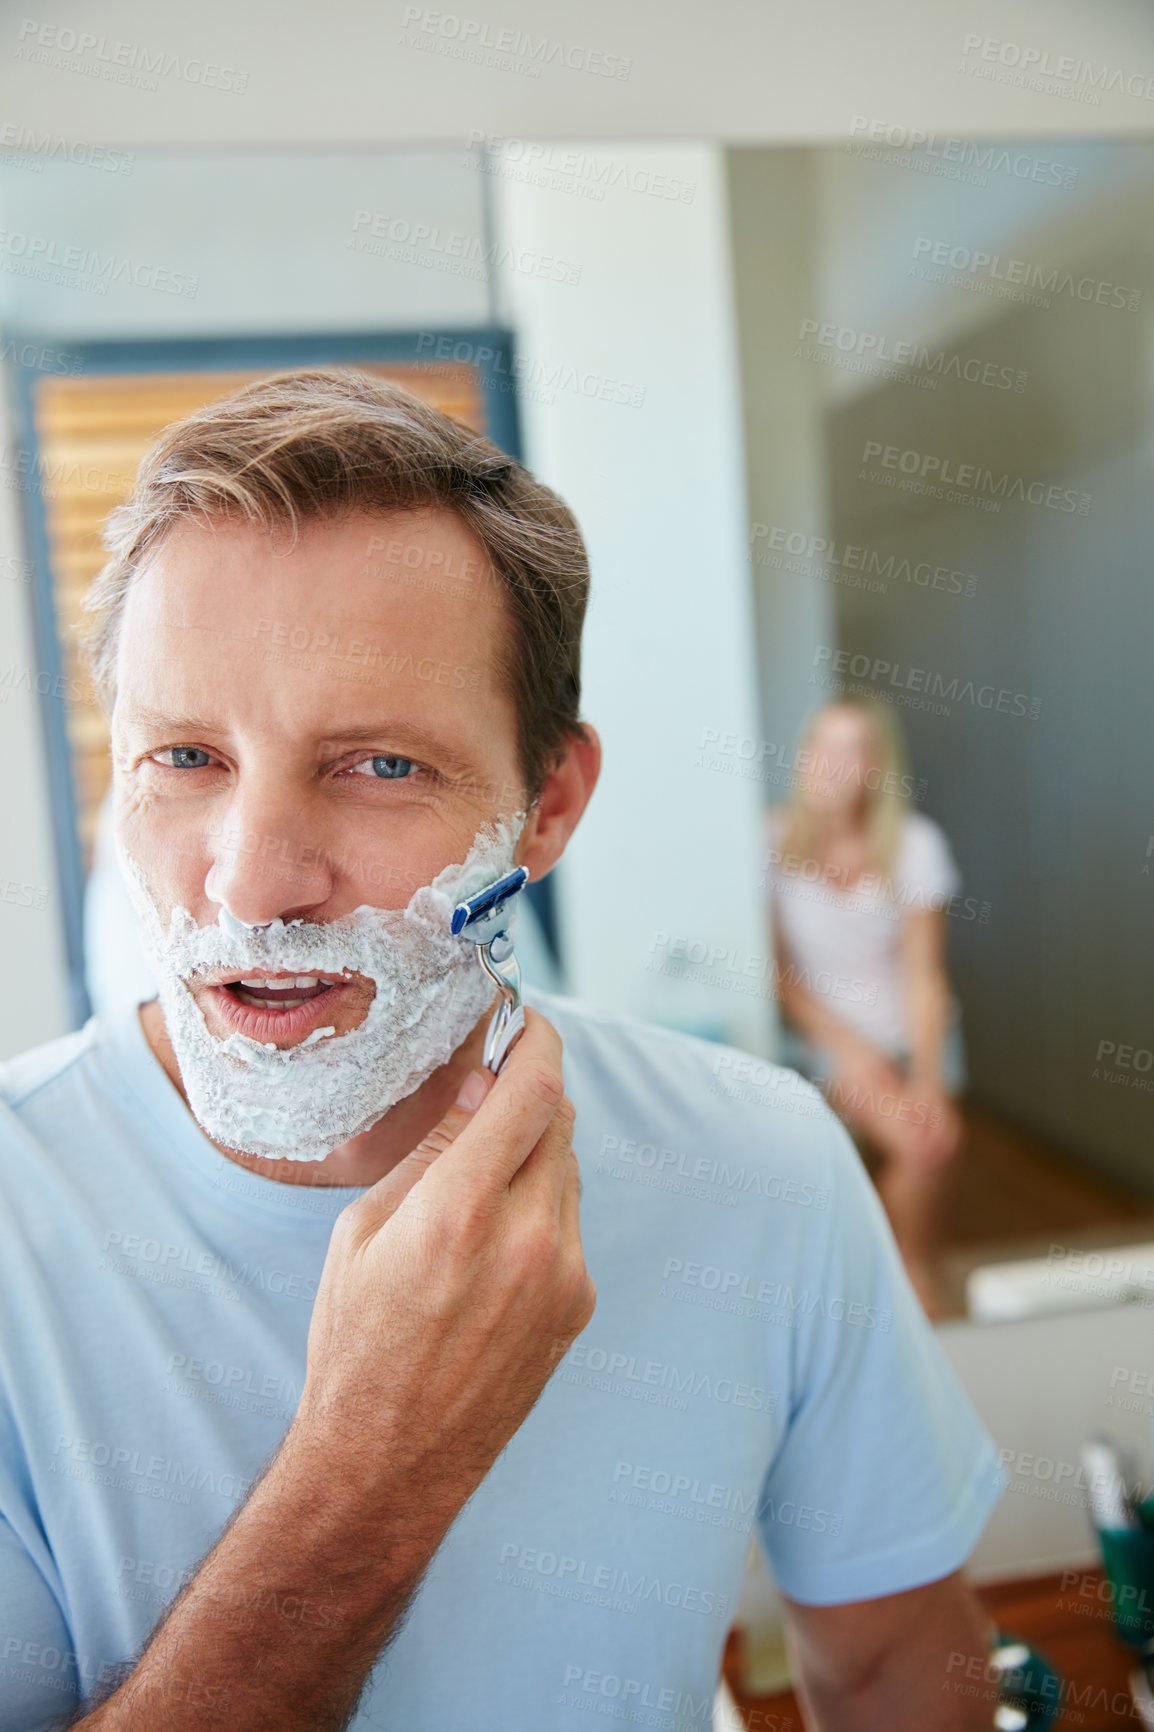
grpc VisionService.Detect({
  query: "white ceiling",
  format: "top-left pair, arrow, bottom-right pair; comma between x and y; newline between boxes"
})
4,0 -> 1154,149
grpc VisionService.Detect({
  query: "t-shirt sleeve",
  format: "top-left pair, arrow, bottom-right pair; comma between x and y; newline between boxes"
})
0,1512 -> 79,1729
898,815 -> 962,911
756,1114 -> 1005,1604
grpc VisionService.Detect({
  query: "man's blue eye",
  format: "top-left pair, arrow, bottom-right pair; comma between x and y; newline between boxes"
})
168,748 -> 212,769
366,756 -> 413,779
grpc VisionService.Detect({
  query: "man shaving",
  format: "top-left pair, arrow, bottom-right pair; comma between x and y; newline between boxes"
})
0,370 -> 1002,1730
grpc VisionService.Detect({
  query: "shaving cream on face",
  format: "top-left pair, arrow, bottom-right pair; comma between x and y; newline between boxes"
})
117,816 -> 524,1162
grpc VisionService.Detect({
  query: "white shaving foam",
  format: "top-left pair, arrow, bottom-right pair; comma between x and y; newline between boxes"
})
117,817 -> 524,1162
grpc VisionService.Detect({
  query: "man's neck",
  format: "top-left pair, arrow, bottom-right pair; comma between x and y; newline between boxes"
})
137,996 -> 496,1189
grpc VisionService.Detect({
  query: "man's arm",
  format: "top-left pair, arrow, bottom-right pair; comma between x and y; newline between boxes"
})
782,1570 -> 996,1731
75,1427 -> 451,1730
72,1009 -> 595,1732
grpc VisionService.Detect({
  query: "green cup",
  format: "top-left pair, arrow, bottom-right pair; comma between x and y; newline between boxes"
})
1098,1503 -> 1154,1648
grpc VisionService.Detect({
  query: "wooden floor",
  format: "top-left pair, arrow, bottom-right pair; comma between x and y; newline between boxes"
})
946,1101 -> 1154,1246
722,1569 -> 1142,1730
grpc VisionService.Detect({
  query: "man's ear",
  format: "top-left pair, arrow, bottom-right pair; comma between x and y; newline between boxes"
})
516,724 -> 601,881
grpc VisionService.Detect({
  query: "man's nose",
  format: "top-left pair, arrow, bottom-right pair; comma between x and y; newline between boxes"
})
203,788 -> 335,925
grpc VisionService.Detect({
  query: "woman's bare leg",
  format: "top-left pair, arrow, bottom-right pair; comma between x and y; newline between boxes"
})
873,1154 -> 957,1318
825,1080 -> 960,1317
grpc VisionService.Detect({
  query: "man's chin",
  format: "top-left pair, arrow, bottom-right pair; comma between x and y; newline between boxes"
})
207,1125 -> 366,1166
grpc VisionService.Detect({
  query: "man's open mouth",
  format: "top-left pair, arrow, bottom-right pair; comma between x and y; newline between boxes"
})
219,973 -> 345,1010
193,970 -> 357,1043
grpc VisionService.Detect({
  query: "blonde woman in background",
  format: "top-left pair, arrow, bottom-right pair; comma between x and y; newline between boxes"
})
764,699 -> 965,1316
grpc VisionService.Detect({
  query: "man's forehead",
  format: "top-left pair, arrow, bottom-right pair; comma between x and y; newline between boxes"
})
117,507 -> 508,675
136,506 -> 484,594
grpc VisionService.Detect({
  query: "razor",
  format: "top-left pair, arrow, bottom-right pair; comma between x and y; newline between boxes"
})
450,865 -> 530,1075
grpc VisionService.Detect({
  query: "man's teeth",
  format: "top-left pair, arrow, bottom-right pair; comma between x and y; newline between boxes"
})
239,976 -> 322,990
227,975 -> 334,1009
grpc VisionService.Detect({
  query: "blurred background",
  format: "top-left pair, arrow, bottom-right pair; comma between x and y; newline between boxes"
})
4,1 -> 1154,1717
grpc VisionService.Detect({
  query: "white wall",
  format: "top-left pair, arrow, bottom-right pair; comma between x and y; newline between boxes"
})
491,143 -> 773,1052
0,149 -> 491,335
939,1304 -> 1154,1580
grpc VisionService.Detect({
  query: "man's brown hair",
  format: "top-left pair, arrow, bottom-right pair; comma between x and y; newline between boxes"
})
82,367 -> 590,797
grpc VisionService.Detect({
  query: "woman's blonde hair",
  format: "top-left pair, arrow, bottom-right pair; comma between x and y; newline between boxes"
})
780,698 -> 912,883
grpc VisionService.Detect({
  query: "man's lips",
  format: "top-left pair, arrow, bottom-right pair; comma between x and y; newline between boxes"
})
188,971 -> 365,1047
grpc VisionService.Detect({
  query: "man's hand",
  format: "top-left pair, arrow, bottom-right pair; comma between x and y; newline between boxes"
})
81,1006 -> 594,1730
291,1004 -> 597,1529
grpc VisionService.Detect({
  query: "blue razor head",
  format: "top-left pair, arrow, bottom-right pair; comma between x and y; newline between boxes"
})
450,865 -> 530,938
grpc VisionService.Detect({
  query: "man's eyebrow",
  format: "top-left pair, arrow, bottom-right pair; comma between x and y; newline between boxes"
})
119,706 -> 224,738
119,707 -> 480,777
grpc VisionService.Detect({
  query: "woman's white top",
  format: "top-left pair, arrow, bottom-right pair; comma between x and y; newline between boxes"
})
764,807 -> 961,1056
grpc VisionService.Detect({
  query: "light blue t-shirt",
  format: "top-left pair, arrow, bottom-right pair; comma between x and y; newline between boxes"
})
0,990 -> 1003,1731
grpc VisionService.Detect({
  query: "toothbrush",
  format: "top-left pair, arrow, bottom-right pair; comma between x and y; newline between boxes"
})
1082,1437 -> 1140,1531
450,865 -> 530,1075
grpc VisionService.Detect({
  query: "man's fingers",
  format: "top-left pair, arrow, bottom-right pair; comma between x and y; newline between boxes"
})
334,1008 -> 567,1252
558,1145 -> 584,1240
433,1007 -> 567,1196
557,1150 -> 596,1342
511,1089 -> 578,1213
342,1067 -> 496,1246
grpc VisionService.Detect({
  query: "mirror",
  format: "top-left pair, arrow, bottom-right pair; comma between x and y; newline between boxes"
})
2,127 -> 1152,1720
